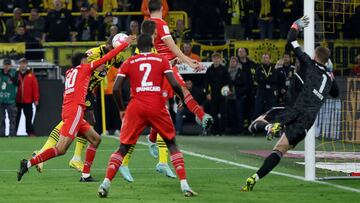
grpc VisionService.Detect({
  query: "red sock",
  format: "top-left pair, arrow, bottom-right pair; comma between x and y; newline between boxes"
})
149,128 -> 157,143
83,144 -> 97,174
170,151 -> 186,180
30,147 -> 59,166
184,93 -> 205,120
105,151 -> 123,181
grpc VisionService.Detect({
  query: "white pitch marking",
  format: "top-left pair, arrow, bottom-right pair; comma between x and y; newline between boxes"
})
105,136 -> 360,193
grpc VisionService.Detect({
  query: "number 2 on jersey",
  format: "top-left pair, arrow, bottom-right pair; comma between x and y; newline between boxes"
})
65,69 -> 78,89
139,63 -> 153,87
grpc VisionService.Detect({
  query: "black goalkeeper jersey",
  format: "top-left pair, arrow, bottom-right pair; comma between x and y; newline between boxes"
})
286,28 -> 339,124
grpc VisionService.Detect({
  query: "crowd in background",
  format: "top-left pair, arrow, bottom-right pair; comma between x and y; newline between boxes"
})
0,0 -> 359,46
0,58 -> 39,137
0,0 -> 359,136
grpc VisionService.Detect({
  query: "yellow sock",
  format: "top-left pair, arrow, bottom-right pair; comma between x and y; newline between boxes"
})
40,121 -> 63,152
72,137 -> 88,161
157,134 -> 168,164
122,145 -> 136,166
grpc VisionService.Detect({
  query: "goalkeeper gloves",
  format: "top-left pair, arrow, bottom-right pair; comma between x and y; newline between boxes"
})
325,59 -> 333,72
291,16 -> 310,31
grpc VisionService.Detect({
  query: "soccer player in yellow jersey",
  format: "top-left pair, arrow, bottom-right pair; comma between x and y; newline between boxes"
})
33,36 -> 123,173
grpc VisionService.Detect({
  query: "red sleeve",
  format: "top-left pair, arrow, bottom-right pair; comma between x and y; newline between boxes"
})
117,60 -> 129,77
157,20 -> 171,41
162,56 -> 172,74
90,42 -> 129,71
32,75 -> 39,102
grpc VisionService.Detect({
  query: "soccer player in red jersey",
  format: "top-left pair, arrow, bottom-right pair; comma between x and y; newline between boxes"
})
98,34 -> 197,198
17,36 -> 135,182
147,0 -> 213,131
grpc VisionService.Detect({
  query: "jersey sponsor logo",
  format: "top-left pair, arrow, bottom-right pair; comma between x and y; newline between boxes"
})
135,86 -> 161,93
86,50 -> 94,56
163,25 -> 170,34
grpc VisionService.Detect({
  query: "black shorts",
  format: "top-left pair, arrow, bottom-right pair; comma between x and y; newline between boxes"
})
85,92 -> 96,111
264,107 -> 313,148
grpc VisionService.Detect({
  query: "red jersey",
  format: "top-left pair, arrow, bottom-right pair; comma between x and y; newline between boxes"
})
118,53 -> 172,106
149,17 -> 176,60
62,42 -> 129,110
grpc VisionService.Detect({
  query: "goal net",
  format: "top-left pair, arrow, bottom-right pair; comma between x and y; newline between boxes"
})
311,0 -> 360,180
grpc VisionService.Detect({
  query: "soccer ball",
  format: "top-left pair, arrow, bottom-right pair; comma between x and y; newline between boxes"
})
112,33 -> 128,48
221,86 -> 230,97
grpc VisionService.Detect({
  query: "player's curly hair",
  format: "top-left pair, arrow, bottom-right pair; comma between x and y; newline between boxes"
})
71,52 -> 87,67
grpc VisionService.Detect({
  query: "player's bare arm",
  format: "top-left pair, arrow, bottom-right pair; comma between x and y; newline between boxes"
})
165,72 -> 184,102
112,76 -> 125,113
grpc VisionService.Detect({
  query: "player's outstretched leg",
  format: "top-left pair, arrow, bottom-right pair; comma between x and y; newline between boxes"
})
69,137 -> 87,172
241,134 -> 288,192
147,128 -> 159,158
98,144 -> 132,198
33,122 -> 63,173
118,144 -> 135,182
79,128 -> 101,182
18,135 -> 73,181
155,134 -> 176,178
182,88 -> 213,130
163,137 -> 197,197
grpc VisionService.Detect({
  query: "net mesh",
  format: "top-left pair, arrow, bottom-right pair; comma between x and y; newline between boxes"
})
313,0 -> 360,179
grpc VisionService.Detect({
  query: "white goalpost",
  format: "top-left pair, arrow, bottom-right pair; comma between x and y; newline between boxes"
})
304,0 -> 316,181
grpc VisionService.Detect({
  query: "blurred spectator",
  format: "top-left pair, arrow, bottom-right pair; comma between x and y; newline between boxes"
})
98,12 -> 119,40
89,0 -> 118,12
227,56 -> 249,134
72,0 -> 89,12
6,8 -> 28,39
75,6 -> 98,41
237,47 -> 257,122
172,19 -> 192,43
171,0 -> 195,20
255,0 -> 276,39
141,0 -> 169,20
104,66 -> 120,134
26,9 -> 45,41
43,0 -> 72,11
0,1 -> 28,13
125,20 -> 140,36
16,58 -> 39,136
243,0 -> 257,39
118,0 -> 131,31
109,25 -> 118,38
175,79 -> 204,134
182,42 -> 201,62
278,0 -> 299,39
254,53 -> 277,117
274,53 -> 296,104
344,5 -> 360,39
351,54 -> 360,76
0,12 -> 7,42
0,58 -> 18,137
204,52 -> 230,135
43,0 -> 74,42
9,25 -> 38,44
27,0 -> 44,12
224,0 -> 245,40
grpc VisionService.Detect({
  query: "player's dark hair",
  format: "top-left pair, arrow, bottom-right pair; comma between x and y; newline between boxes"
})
315,46 -> 331,65
148,0 -> 162,13
141,20 -> 156,35
71,52 -> 87,67
137,34 -> 153,52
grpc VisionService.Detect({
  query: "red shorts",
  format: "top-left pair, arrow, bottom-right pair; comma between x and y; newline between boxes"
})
120,99 -> 176,145
60,105 -> 91,140
162,66 -> 186,99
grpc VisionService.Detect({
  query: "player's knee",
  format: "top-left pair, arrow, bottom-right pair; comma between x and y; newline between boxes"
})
93,136 -> 101,147
274,144 -> 289,154
56,146 -> 67,156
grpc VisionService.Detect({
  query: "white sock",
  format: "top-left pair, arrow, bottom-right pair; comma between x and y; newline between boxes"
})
104,178 -> 111,184
254,173 -> 259,181
27,161 -> 32,168
265,124 -> 272,131
71,156 -> 81,162
180,179 -> 190,190
82,173 -> 90,178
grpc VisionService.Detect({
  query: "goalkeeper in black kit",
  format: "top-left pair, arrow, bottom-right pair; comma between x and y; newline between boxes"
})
240,16 -> 339,192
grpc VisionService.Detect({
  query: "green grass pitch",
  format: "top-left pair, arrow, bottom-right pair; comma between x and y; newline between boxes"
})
0,135 -> 359,203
